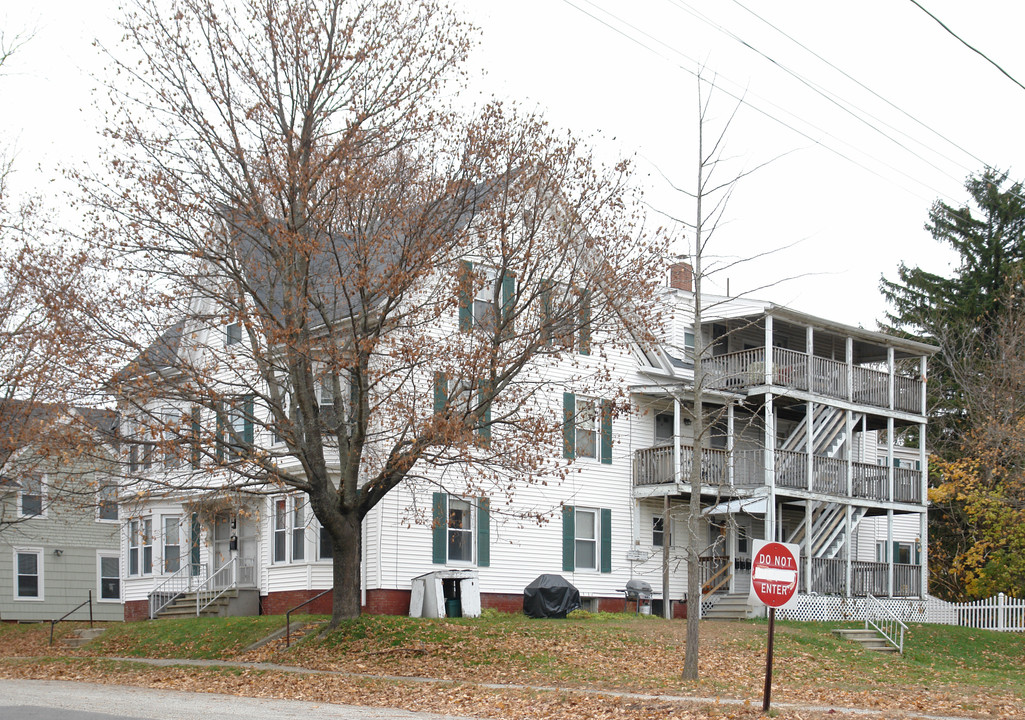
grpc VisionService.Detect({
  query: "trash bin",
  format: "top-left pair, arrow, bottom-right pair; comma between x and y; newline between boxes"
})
445,597 -> 462,618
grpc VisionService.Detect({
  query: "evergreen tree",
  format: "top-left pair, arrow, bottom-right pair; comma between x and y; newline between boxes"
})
881,168 -> 1025,457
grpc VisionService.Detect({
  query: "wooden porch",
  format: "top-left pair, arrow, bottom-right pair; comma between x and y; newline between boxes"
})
634,444 -> 922,504
704,347 -> 924,414
699,555 -> 922,598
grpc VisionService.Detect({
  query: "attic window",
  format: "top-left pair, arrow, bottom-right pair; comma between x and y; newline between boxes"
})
226,322 -> 242,346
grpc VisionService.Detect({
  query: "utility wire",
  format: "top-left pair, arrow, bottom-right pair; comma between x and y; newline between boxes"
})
907,0 -> 1025,94
562,0 -> 951,203
668,0 -> 968,187
729,0 -> 985,175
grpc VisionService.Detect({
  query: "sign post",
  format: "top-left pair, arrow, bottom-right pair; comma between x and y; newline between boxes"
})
748,540 -> 800,713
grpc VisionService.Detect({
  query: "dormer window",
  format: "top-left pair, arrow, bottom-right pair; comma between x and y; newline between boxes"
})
226,322 -> 242,346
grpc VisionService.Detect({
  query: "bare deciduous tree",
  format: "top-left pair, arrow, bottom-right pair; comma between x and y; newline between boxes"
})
85,0 -> 665,623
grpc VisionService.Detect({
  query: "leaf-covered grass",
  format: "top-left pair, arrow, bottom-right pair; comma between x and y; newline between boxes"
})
2,612 -> 1024,717
94,615 -> 293,659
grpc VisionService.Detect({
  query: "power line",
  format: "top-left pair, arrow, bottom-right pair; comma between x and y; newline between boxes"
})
667,0 -> 969,188
907,0 -> 1025,95
561,0 -> 953,203
729,0 -> 987,176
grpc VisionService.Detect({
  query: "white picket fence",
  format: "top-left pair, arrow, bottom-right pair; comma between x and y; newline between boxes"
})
777,592 -> 1025,632
954,593 -> 1025,632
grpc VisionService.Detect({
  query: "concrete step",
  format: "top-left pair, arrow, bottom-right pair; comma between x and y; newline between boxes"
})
832,628 -> 899,653
704,593 -> 754,620
60,627 -> 106,648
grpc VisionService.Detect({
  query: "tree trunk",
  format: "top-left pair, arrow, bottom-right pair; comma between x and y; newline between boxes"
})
330,509 -> 362,625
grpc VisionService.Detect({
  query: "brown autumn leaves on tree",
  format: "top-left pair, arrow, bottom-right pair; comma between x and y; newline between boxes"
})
1,30 -> 112,530
81,0 -> 665,622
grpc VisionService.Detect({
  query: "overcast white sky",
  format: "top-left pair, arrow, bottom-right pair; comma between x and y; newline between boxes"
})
4,1 -> 1025,329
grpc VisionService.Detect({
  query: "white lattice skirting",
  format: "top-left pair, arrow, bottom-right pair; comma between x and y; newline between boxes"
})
777,594 -> 956,624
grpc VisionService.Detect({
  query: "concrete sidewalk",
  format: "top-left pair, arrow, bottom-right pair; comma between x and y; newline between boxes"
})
78,655 -> 990,720
1,678 -> 475,720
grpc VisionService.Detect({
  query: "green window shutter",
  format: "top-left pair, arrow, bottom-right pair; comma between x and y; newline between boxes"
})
215,401 -> 224,462
458,260 -> 473,332
600,399 -> 613,465
432,493 -> 447,564
540,279 -> 554,346
190,406 -> 201,469
502,272 -> 516,334
562,505 -> 575,572
563,392 -> 576,459
434,372 -> 448,415
578,288 -> 591,355
243,395 -> 255,445
914,542 -> 920,565
477,497 -> 490,567
600,508 -> 612,573
477,380 -> 492,444
892,541 -> 899,563
190,513 -> 201,574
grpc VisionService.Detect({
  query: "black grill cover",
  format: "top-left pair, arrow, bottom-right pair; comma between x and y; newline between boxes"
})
523,574 -> 582,618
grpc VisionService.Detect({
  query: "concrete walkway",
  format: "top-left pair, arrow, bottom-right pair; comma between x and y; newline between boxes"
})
79,655 -> 991,720
1,678 -> 474,720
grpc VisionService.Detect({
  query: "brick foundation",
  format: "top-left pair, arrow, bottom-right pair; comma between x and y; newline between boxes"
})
480,592 -> 524,614
261,589 -> 334,616
596,597 -> 628,613
363,588 -> 412,615
124,600 -> 149,623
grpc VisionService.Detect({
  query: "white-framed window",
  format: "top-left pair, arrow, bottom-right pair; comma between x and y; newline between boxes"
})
472,267 -> 500,333
575,397 -> 598,460
318,523 -> 333,560
98,552 -> 120,602
652,515 -> 671,547
292,498 -> 306,561
14,548 -> 43,600
163,515 -> 182,573
128,518 -> 152,576
447,496 -> 473,564
574,508 -> 598,571
19,474 -> 45,517
226,321 -> 242,346
273,497 -> 288,563
97,483 -> 119,522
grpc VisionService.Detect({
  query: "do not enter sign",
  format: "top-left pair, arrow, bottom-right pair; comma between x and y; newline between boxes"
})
749,540 -> 800,610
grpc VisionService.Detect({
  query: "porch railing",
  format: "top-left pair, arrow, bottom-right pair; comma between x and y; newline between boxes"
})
852,462 -> 888,501
197,557 -> 238,615
632,445 -> 729,486
866,593 -> 908,653
149,562 -> 208,619
703,347 -> 925,415
809,558 -> 921,597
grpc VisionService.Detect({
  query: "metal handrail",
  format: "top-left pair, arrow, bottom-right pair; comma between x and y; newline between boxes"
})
865,593 -> 908,654
285,588 -> 332,647
149,562 -> 206,619
50,590 -> 93,646
197,557 -> 237,615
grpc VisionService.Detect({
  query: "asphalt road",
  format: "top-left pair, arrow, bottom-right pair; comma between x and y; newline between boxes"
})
0,679 -> 475,720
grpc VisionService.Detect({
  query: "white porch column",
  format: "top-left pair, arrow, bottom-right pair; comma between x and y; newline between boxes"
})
920,355 -> 928,416
919,509 -> 928,598
845,504 -> 853,597
846,336 -> 854,403
765,393 -> 775,542
806,400 -> 814,491
805,499 -> 813,594
887,509 -> 895,598
889,346 -> 896,411
673,397 -> 682,485
765,314 -> 774,386
727,403 -> 735,487
887,417 -> 895,502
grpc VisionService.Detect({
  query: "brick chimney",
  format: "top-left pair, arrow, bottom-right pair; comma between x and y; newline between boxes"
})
669,261 -> 693,292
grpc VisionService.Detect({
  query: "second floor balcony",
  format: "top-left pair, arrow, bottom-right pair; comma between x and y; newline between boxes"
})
703,347 -> 924,415
634,444 -> 923,504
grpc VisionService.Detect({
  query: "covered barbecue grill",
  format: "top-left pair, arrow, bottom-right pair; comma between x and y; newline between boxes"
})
523,574 -> 581,618
624,579 -> 653,614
